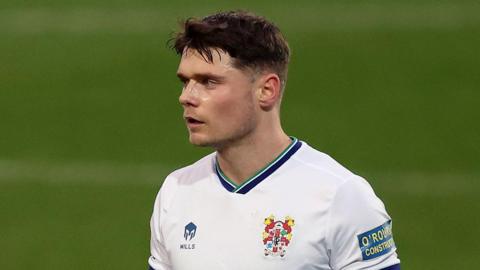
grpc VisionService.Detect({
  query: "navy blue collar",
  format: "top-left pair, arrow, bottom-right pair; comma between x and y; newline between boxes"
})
214,137 -> 302,194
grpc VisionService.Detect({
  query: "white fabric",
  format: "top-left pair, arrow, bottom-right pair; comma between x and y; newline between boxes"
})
148,141 -> 400,270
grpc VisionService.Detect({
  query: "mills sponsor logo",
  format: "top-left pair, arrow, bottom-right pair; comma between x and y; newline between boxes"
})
180,222 -> 197,250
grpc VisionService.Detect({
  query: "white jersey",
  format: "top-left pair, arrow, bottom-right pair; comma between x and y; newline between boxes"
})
148,138 -> 400,270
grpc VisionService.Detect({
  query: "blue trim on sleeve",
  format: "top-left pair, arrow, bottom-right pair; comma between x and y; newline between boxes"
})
148,266 -> 155,270
381,264 -> 400,270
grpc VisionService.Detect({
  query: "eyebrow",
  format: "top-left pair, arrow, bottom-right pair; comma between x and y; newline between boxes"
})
176,72 -> 226,82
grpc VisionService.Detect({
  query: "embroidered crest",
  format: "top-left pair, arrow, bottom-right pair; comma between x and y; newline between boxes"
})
262,215 -> 295,257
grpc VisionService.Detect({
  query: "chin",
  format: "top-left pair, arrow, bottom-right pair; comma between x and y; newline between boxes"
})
188,134 -> 214,147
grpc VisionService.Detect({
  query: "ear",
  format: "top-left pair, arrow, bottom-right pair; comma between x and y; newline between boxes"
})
256,73 -> 282,110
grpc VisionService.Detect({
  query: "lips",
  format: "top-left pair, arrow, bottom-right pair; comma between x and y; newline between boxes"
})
185,116 -> 204,123
184,116 -> 205,128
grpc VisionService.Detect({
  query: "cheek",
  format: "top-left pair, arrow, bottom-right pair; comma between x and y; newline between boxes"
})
213,93 -> 257,126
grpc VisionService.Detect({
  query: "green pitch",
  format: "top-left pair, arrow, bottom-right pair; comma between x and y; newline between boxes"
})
1,1 -> 479,269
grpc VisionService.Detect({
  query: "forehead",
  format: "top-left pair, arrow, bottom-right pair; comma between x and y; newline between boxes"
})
177,48 -> 237,76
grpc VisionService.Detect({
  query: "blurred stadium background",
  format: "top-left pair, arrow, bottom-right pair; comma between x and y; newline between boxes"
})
1,0 -> 479,269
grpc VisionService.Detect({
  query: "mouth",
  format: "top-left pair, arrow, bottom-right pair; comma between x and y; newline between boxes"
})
185,116 -> 205,127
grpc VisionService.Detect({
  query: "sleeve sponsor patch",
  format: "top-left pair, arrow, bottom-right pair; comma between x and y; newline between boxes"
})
357,220 -> 396,260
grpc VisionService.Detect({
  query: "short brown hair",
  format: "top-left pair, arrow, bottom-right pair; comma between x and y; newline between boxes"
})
171,11 -> 290,90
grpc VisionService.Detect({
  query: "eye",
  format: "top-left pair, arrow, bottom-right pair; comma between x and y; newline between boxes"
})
179,78 -> 189,88
201,78 -> 218,88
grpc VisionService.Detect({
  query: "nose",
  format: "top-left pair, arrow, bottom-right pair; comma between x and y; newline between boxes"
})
179,81 -> 199,107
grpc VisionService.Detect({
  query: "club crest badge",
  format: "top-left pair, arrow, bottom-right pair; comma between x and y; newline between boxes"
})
262,215 -> 295,257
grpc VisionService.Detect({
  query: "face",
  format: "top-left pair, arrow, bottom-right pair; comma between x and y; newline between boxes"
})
177,48 -> 259,148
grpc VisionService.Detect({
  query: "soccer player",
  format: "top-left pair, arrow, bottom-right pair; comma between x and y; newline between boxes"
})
148,11 -> 400,270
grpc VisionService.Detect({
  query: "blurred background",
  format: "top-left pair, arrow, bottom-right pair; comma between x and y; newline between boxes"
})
1,0 -> 479,269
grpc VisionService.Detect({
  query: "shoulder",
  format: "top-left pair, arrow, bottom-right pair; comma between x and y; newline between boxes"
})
291,141 -> 357,186
293,143 -> 400,268
294,141 -> 384,207
166,152 -> 216,185
291,141 -> 389,224
154,152 -> 216,209
162,152 -> 216,191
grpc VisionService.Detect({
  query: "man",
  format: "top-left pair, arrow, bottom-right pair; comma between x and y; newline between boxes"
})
148,11 -> 400,270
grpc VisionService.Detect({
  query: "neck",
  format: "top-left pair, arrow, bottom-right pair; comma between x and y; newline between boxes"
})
216,128 -> 291,186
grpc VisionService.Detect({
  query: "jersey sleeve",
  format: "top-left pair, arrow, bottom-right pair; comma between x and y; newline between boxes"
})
148,181 -> 173,270
326,176 -> 400,270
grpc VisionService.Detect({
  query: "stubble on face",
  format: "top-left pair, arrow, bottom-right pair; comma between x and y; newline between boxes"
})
201,96 -> 257,150
178,48 -> 259,150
